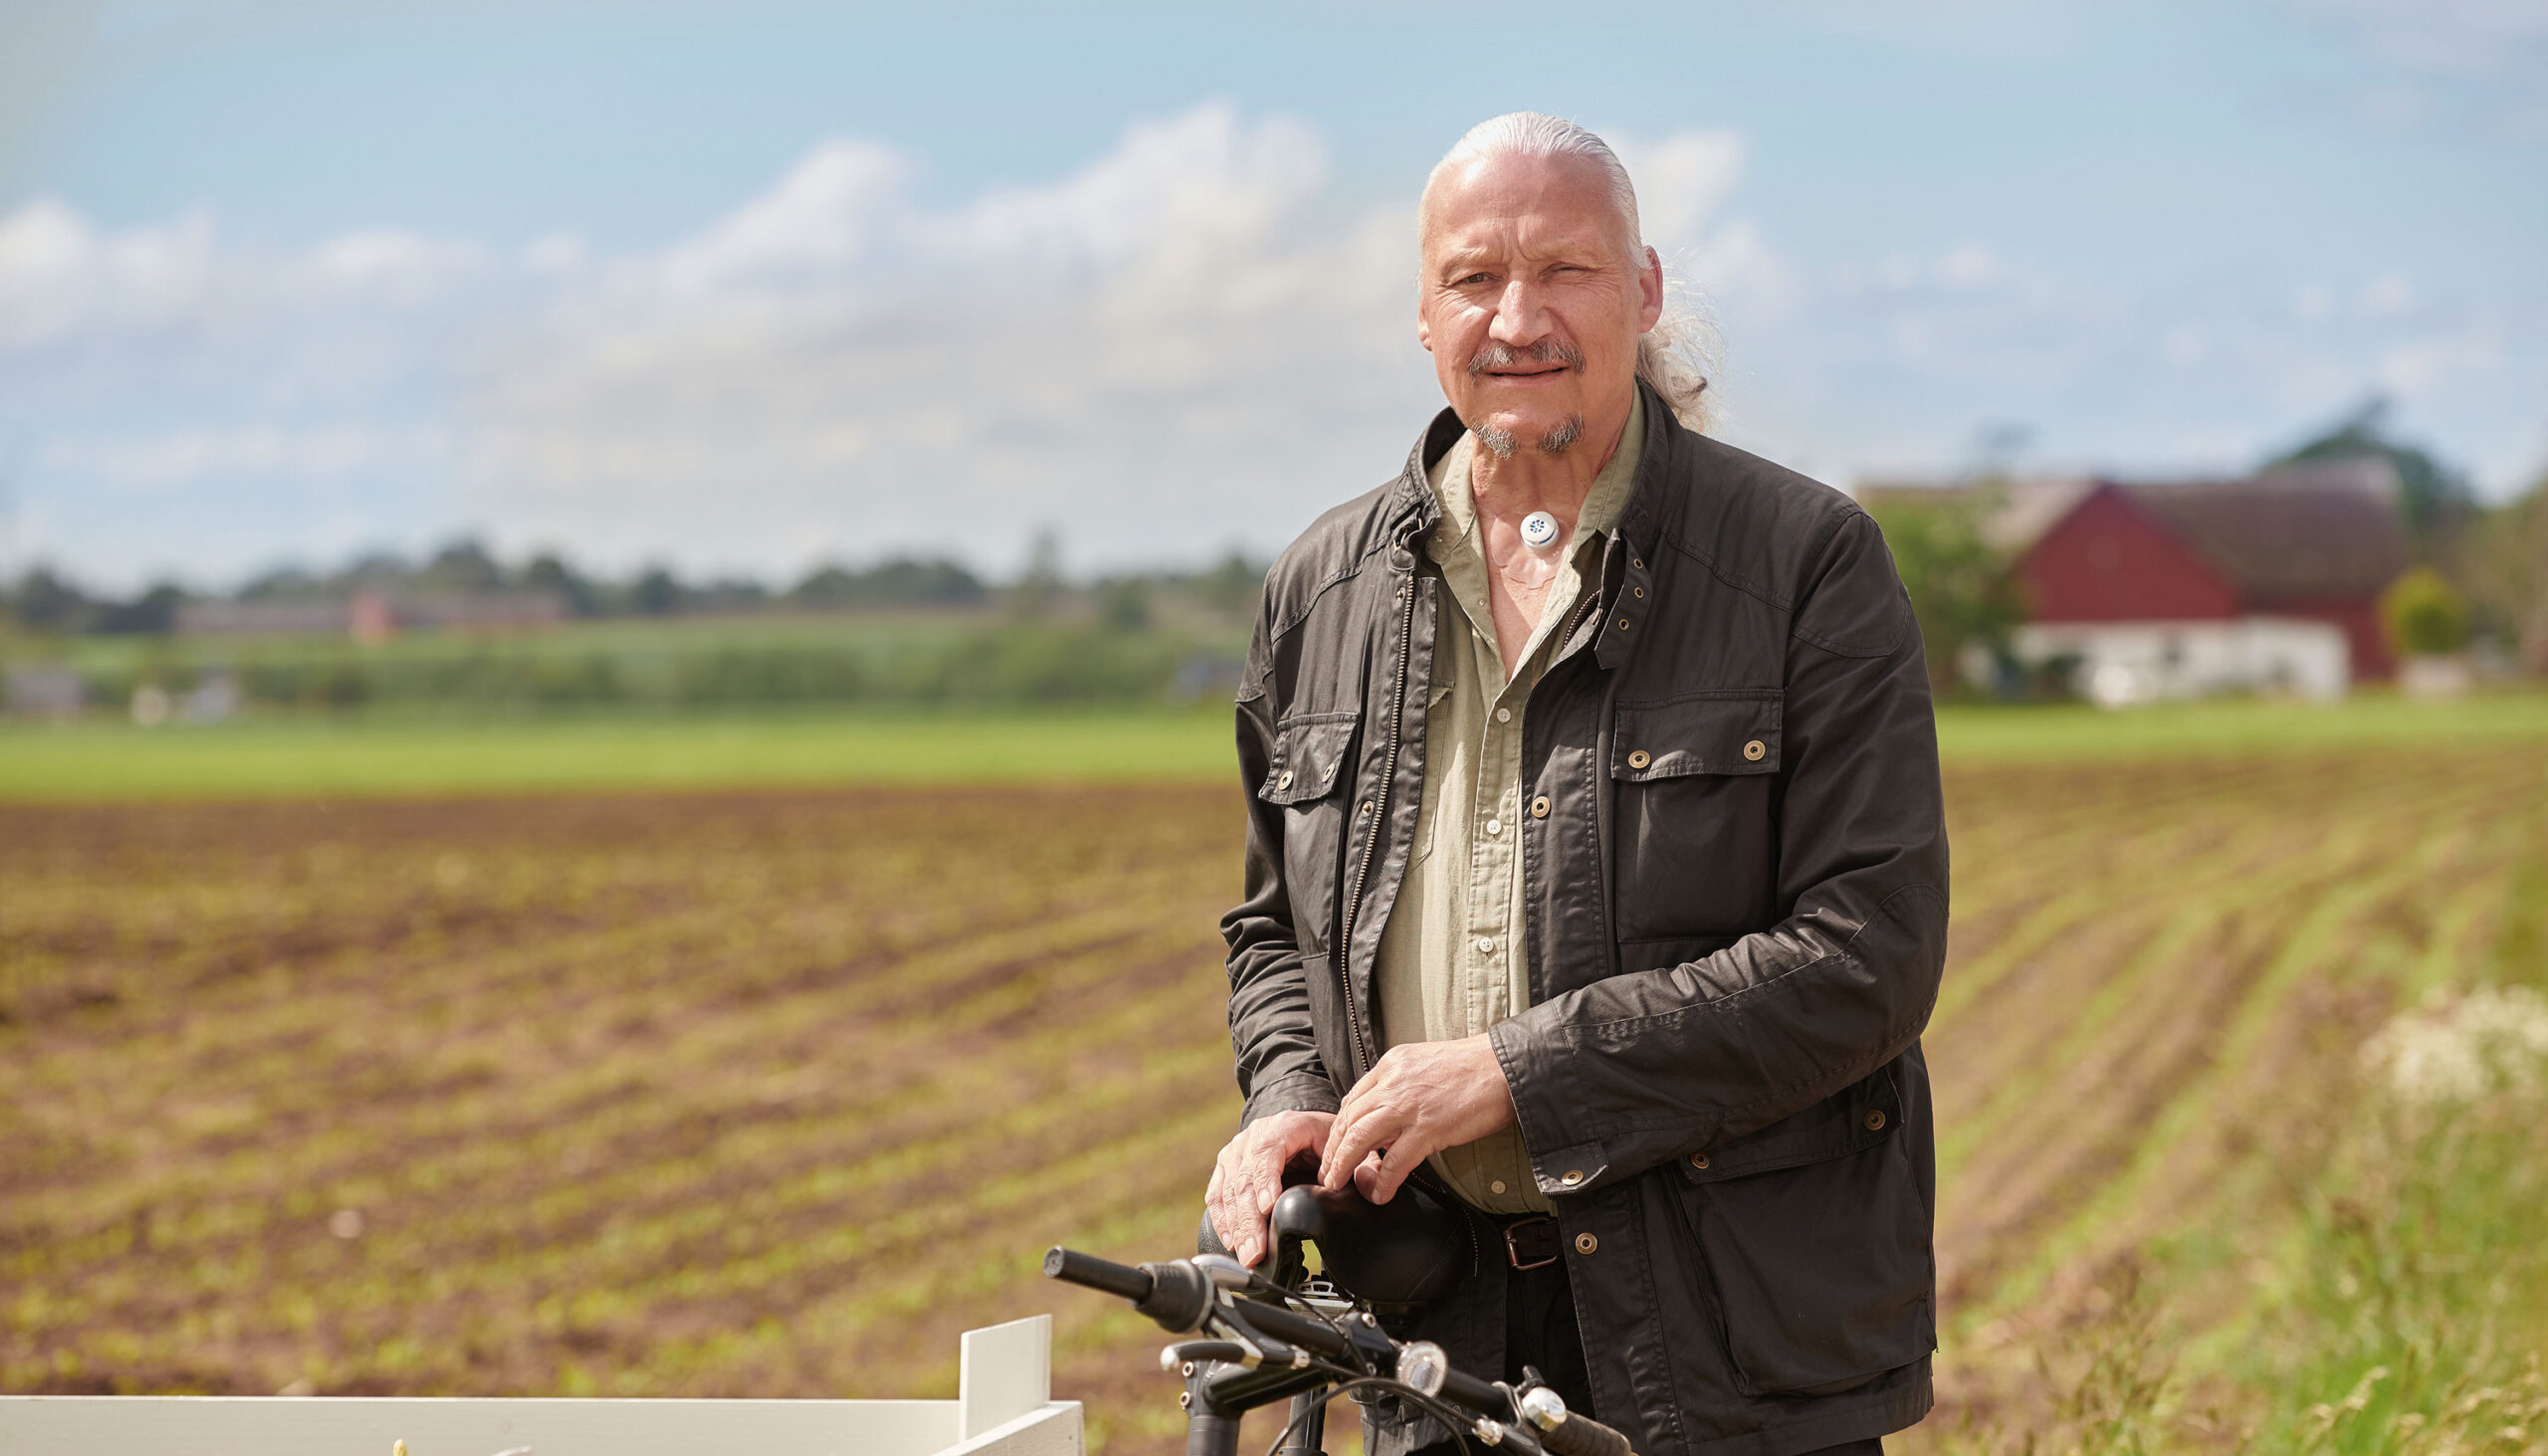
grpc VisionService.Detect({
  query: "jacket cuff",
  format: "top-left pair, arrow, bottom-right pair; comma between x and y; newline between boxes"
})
1489,1015 -> 1662,1198
1242,1072 -> 1342,1127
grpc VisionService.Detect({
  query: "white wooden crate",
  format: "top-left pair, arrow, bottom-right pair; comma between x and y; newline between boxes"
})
0,1315 -> 1078,1456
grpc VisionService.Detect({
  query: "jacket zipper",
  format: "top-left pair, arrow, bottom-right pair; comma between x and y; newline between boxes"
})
1336,557 -> 1415,1078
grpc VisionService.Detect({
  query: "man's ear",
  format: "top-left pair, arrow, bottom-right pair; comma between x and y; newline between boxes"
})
1416,305 -> 1434,354
1637,246 -> 1665,333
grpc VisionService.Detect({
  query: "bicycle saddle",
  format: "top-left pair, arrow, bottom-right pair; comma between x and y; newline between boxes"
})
1266,1179 -> 1472,1321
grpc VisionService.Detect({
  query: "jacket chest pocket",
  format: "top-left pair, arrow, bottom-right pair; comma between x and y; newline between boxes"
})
1260,711 -> 1363,956
1609,690 -> 1782,941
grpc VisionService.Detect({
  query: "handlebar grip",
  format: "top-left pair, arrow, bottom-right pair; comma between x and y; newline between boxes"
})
1535,1411 -> 1633,1456
1043,1246 -> 1153,1303
1043,1246 -> 1215,1332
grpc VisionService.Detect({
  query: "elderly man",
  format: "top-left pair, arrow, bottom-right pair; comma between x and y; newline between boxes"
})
1208,113 -> 1949,1456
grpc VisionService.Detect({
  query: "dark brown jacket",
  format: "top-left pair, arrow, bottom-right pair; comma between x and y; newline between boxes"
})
1221,385 -> 1950,1456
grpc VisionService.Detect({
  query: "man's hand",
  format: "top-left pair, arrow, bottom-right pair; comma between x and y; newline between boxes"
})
1206,1110 -> 1334,1267
1320,1034 -> 1516,1204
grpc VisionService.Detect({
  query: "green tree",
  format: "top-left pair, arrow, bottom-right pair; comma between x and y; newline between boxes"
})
2270,397 -> 2476,555
1863,491 -> 2026,696
523,553 -> 595,615
2381,566 -> 2470,658
2461,480 -> 2547,672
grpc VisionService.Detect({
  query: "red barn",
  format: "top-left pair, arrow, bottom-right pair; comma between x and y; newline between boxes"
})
2017,461 -> 2412,681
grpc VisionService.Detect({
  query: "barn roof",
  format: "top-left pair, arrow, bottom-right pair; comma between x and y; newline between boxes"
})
2117,460 -> 2410,607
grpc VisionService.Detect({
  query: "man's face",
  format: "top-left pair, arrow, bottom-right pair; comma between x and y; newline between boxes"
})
1417,151 -> 1663,455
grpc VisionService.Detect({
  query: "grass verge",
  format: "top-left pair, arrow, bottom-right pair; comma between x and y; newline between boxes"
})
4,692 -> 2544,803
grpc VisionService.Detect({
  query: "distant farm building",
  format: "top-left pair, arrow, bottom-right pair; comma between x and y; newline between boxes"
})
1865,459 -> 2412,705
177,589 -> 568,639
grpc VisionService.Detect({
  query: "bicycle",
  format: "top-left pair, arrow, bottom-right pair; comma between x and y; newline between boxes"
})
1045,1179 -> 1637,1456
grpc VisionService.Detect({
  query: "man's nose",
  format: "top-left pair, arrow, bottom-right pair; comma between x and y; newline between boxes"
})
1489,278 -> 1553,347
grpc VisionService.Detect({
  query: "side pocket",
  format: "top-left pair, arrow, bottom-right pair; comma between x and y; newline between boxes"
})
1674,1077 -> 1935,1396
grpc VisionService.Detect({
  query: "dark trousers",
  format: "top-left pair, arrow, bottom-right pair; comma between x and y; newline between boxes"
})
1402,1250 -> 1880,1456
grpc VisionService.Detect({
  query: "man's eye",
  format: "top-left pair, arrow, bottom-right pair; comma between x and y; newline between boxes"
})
1456,273 -> 1495,287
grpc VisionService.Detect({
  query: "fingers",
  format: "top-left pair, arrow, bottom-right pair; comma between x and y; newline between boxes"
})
1207,1112 -> 1337,1266
1355,1141 -> 1420,1204
1320,1100 -> 1401,1192
1236,1138 -> 1285,1265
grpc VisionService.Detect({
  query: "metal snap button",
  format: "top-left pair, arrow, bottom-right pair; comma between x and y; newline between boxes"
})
1561,1168 -> 1584,1186
1277,769 -> 1294,790
1626,749 -> 1651,769
1574,1233 -> 1598,1254
1743,739 -> 1767,762
1863,1109 -> 1887,1132
1689,1152 -> 1710,1169
1530,796 -> 1551,818
1615,617 -> 1631,631
1632,586 -> 1645,599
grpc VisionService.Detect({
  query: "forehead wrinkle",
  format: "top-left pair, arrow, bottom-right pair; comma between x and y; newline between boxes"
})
1426,213 -> 1628,279
1421,177 -> 1636,281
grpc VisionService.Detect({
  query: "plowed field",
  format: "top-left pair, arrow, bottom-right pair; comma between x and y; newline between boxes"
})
4,741 -> 2544,1451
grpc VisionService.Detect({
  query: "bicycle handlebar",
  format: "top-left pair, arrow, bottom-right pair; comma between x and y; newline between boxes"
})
1041,1247 -> 1152,1303
1044,1244 -> 1639,1456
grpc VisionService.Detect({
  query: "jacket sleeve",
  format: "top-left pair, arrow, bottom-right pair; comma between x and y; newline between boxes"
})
1488,509 -> 1949,1196
1220,625 -> 1344,1129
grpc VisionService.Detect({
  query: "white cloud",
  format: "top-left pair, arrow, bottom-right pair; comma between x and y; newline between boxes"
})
0,199 -> 215,347
2283,0 -> 2548,135
4,102 -> 2544,589
43,425 -> 446,489
2287,0 -> 2548,78
1615,130 -> 1749,252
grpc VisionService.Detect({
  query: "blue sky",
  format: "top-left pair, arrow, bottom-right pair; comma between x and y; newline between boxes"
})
3,0 -> 2543,588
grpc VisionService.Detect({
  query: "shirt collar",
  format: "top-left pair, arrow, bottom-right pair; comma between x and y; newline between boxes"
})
1427,387 -> 1645,560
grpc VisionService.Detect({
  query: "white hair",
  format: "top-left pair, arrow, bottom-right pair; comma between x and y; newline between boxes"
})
1423,111 -> 1715,433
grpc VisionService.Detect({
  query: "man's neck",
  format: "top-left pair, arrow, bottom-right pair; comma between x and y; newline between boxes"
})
1467,390 -> 1635,531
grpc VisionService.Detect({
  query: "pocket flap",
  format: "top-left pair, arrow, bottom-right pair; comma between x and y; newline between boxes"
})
1613,692 -> 1783,780
1680,1068 -> 1901,1183
1260,713 -> 1360,804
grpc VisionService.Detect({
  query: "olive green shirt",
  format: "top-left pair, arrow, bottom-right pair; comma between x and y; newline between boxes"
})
1376,391 -> 1644,1215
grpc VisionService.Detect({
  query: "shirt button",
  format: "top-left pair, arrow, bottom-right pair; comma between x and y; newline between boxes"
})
1484,817 -> 1502,836
1475,936 -> 1495,954
1495,707 -> 1512,723
1575,1233 -> 1598,1254
1530,795 -> 1551,818
1489,1180 -> 1507,1195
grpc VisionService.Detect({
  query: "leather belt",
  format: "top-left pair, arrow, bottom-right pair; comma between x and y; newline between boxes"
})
1501,1214 -> 1562,1271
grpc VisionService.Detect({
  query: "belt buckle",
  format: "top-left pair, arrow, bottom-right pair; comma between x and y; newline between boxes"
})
1504,1215 -> 1560,1271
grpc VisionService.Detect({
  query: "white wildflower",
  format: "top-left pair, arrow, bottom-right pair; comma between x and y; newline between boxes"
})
2359,984 -> 2548,1106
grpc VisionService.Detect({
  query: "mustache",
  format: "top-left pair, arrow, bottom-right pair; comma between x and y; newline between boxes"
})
1467,338 -> 1585,375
